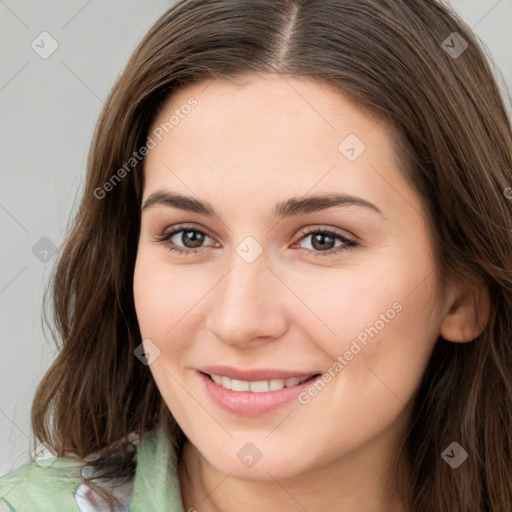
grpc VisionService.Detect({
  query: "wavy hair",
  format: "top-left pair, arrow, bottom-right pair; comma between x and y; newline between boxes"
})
30,0 -> 512,510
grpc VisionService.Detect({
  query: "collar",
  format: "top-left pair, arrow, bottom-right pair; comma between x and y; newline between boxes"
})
128,424 -> 185,512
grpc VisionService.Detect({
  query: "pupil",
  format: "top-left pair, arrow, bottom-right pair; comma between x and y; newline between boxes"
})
312,233 -> 334,250
183,231 -> 204,248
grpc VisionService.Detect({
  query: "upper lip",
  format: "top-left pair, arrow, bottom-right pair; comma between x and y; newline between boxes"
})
198,365 -> 320,382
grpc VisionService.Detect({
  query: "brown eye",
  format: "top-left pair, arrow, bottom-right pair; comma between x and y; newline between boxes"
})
156,225 -> 215,255
309,232 -> 336,251
174,229 -> 206,248
295,228 -> 358,257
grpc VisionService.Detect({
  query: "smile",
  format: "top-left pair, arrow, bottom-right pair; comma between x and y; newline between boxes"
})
197,369 -> 322,416
207,373 -> 312,392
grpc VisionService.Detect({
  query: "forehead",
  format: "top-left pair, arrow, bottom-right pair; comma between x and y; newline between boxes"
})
143,73 -> 407,215
151,73 -> 383,139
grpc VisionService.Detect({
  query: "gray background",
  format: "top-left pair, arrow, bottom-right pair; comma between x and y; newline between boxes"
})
1,0 -> 511,476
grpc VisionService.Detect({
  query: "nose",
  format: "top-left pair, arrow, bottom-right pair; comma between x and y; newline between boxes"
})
205,254 -> 288,348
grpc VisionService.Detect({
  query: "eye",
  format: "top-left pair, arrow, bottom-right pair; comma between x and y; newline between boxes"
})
294,227 -> 358,257
154,224 -> 217,256
154,224 -> 358,257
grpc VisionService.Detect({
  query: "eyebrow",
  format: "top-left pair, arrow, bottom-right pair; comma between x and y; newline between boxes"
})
141,190 -> 385,219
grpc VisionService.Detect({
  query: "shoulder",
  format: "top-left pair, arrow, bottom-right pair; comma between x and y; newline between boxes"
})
0,427 -> 180,512
0,452 -> 134,512
0,456 -> 83,511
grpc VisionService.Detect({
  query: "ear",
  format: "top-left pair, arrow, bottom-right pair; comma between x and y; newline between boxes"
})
439,280 -> 490,343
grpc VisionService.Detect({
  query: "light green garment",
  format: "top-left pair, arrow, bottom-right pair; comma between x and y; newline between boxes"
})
0,425 -> 185,512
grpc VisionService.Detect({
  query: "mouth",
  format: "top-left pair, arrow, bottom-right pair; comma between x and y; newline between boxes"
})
197,369 -> 322,416
202,372 -> 321,392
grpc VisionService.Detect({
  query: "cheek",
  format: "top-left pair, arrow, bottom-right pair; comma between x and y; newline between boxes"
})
289,254 -> 437,359
287,274 -> 440,470
298,243 -> 441,408
133,249 -> 205,343
133,252 -> 203,412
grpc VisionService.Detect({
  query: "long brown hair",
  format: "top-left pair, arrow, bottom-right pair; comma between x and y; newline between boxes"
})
30,0 -> 512,510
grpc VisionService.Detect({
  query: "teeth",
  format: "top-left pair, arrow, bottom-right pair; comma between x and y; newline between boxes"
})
269,379 -> 284,391
250,380 -> 269,393
232,379 -> 250,392
209,374 -> 310,392
221,376 -> 232,390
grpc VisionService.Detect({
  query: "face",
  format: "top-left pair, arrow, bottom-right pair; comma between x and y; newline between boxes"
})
133,73 -> 444,481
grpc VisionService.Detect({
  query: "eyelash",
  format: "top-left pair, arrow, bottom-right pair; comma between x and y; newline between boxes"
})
154,224 -> 358,258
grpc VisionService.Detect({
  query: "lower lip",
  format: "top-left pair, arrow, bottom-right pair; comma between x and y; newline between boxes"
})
198,371 -> 321,416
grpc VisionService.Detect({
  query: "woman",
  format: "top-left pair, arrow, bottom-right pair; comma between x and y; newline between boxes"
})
1,0 -> 511,511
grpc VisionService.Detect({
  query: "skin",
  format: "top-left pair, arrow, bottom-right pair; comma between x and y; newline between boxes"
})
133,73 -> 489,512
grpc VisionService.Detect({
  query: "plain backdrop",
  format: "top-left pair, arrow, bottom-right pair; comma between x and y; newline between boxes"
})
1,0 -> 511,476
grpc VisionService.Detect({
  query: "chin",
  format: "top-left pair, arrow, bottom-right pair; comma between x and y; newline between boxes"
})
195,438 -> 317,482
